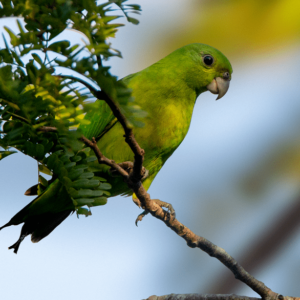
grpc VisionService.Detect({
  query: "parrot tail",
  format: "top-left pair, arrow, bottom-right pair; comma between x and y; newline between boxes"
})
1,210 -> 74,254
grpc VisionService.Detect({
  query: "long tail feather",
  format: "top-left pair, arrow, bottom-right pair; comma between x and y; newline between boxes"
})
6,210 -> 73,254
31,210 -> 73,243
8,235 -> 25,254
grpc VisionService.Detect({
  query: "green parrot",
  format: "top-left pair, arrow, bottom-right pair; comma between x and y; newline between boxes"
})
0,43 -> 232,253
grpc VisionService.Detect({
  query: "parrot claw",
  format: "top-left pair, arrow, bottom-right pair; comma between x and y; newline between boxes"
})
135,210 -> 149,226
135,199 -> 176,226
142,169 -> 149,181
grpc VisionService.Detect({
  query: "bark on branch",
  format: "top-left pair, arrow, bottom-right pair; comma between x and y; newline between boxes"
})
36,126 -> 58,132
145,294 -> 261,300
80,136 -> 129,178
145,295 -> 299,300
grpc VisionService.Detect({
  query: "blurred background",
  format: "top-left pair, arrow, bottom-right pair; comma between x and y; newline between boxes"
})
1,0 -> 300,299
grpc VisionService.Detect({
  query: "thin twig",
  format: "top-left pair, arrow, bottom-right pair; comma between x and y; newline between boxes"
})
36,126 -> 58,132
94,89 -> 145,182
56,74 -> 98,93
80,136 -> 129,178
96,54 -> 102,68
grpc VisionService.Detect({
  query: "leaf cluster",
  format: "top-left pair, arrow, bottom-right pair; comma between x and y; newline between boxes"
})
40,148 -> 111,217
0,0 -> 141,214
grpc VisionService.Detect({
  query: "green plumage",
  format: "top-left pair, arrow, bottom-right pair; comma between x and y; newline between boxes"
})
1,44 -> 232,252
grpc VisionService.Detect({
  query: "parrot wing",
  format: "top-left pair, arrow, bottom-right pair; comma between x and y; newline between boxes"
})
80,101 -> 117,141
80,72 -> 138,141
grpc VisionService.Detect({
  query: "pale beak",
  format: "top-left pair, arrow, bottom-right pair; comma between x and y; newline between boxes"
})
206,77 -> 230,100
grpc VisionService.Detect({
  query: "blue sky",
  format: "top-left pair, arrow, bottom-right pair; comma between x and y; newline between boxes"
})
1,1 -> 300,299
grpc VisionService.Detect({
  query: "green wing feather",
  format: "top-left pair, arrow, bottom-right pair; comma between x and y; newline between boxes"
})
80,101 -> 116,141
80,72 -> 138,141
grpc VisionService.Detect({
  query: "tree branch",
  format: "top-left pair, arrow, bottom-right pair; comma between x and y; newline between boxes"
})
81,135 -> 281,300
80,136 -> 129,178
129,185 -> 279,300
54,73 -> 294,300
145,294 -> 261,300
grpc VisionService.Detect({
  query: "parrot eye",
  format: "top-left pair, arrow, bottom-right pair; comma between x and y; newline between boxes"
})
203,55 -> 214,66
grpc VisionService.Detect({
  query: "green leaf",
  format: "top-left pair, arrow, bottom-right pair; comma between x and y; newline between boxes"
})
16,20 -> 25,35
73,198 -> 95,206
70,155 -> 82,162
46,153 -> 59,170
35,144 -> 45,160
127,17 -> 139,25
68,168 -> 85,181
102,190 -> 111,196
64,162 -> 76,169
73,189 -> 104,199
43,141 -> 54,153
62,176 -> 72,187
88,197 -> 107,207
11,50 -> 24,67
0,99 -> 20,110
4,27 -> 18,46
98,182 -> 111,190
93,176 -> 107,182
85,156 -> 97,162
39,175 -> 49,187
72,179 -> 100,189
2,34 -> 11,53
78,172 -> 94,179
31,53 -> 44,66
48,40 -> 71,54
72,165 -> 89,171
76,207 -> 92,217
38,164 -> 53,176
24,141 -> 36,157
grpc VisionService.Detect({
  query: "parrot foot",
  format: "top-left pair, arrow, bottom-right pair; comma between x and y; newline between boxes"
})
152,199 -> 176,218
109,161 -> 149,181
135,199 -> 176,226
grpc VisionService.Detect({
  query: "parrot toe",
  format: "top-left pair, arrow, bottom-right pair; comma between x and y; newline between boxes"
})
152,199 -> 176,218
135,210 -> 149,226
135,199 -> 176,226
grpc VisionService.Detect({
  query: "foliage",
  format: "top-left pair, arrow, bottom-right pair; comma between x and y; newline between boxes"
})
0,0 -> 141,215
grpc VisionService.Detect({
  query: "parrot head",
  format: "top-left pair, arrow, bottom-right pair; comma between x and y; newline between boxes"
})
197,44 -> 232,100
176,43 -> 233,100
